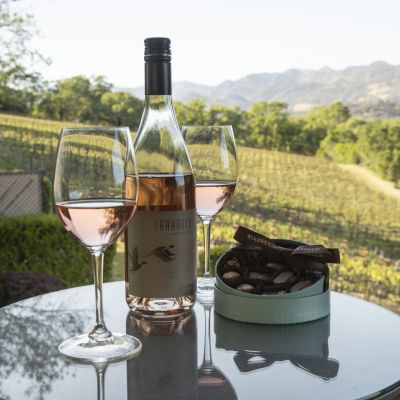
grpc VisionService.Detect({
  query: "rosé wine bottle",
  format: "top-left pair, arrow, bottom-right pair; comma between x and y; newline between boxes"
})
125,38 -> 196,317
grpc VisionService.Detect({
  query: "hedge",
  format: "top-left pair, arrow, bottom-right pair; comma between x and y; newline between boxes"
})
0,214 -> 115,288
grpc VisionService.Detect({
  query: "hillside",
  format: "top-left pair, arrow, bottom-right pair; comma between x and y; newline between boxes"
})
0,113 -> 399,311
124,61 -> 400,113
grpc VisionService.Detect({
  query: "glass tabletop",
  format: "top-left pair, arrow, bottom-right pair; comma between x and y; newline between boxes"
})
0,281 -> 399,400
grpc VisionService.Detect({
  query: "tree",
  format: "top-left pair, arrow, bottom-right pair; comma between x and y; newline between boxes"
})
302,102 -> 351,154
305,102 -> 350,129
100,91 -> 142,129
246,101 -> 291,149
245,101 -> 270,146
34,76 -> 92,121
318,117 -> 364,163
205,104 -> 247,142
34,76 -> 113,122
174,99 -> 208,126
174,100 -> 248,144
84,76 -> 113,123
0,0 -> 48,112
357,120 -> 400,184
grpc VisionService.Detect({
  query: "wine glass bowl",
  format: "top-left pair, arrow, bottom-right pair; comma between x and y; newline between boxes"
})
55,199 -> 136,249
182,126 -> 238,300
53,127 -> 142,363
195,180 -> 236,220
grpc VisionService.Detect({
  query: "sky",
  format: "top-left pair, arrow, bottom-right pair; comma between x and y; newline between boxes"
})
24,0 -> 400,88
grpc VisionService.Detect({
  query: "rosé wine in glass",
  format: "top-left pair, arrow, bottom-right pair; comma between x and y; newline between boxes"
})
56,199 -> 136,248
195,180 -> 236,219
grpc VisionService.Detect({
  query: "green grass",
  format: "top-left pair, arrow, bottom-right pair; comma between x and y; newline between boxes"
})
1,113 -> 399,312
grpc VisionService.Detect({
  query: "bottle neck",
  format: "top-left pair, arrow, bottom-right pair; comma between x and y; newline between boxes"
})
141,95 -> 180,137
145,62 -> 171,95
144,95 -> 173,110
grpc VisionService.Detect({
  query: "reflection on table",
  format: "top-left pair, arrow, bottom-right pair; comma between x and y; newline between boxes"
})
214,313 -> 339,380
0,282 -> 399,400
198,300 -> 237,400
126,311 -> 198,399
0,294 -> 90,399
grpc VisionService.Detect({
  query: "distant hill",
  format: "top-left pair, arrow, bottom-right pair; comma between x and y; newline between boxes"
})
118,61 -> 400,114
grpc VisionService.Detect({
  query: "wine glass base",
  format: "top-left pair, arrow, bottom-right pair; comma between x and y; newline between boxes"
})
58,333 -> 142,364
197,277 -> 215,303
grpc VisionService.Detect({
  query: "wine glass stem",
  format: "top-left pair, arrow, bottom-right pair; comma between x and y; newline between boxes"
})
202,220 -> 212,278
89,250 -> 111,341
95,366 -> 106,400
203,305 -> 213,366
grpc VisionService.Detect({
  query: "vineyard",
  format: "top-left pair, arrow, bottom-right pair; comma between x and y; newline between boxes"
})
1,113 -> 399,312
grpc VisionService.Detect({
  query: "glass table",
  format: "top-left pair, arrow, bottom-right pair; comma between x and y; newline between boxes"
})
0,281 -> 399,400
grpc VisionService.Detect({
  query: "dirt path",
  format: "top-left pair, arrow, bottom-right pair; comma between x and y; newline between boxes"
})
339,164 -> 400,200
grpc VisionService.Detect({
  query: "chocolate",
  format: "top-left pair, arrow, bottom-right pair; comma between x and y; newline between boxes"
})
248,271 -> 272,283
273,271 -> 294,285
224,256 -> 242,272
265,262 -> 283,270
236,283 -> 256,293
233,226 -> 340,291
216,229 -> 336,296
219,252 -> 318,295
246,251 -> 259,265
226,257 -> 240,266
222,271 -> 241,286
261,262 -> 284,278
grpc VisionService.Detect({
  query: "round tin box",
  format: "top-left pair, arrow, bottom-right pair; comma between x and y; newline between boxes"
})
214,239 -> 331,324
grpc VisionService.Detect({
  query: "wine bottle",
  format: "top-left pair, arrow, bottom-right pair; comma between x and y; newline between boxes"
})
125,37 -> 197,316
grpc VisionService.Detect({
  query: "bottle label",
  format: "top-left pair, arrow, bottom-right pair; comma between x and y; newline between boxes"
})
126,209 -> 197,298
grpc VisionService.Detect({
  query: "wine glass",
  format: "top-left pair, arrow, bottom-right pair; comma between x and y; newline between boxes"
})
182,126 -> 238,300
53,127 -> 142,363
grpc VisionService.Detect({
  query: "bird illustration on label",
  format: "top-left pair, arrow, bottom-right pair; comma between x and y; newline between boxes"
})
130,245 -> 177,272
146,245 -> 177,262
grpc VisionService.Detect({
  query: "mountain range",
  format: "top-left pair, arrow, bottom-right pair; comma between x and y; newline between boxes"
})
118,61 -> 400,113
